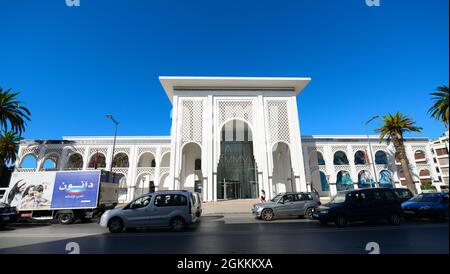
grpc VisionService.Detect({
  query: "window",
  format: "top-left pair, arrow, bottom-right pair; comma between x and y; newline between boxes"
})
330,192 -> 347,204
393,189 -> 412,200
372,191 -> 383,203
336,170 -> 353,191
309,151 -> 325,166
414,150 -> 427,163
333,151 -> 349,165
154,194 -> 187,207
299,193 -> 313,201
128,196 -> 152,209
436,148 -> 449,156
375,151 -> 388,165
349,192 -> 368,206
382,190 -> 396,202
195,159 -> 201,170
282,194 -> 295,203
354,151 -> 366,165
88,153 -> 106,169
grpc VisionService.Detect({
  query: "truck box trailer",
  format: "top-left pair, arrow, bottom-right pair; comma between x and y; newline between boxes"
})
3,170 -> 119,224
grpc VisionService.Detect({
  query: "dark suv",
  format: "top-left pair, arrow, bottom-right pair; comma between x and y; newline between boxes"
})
312,188 -> 403,227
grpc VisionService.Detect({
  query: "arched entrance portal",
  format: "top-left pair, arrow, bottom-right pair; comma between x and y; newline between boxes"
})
135,173 -> 155,198
217,119 -> 258,200
180,143 -> 203,193
272,142 -> 294,194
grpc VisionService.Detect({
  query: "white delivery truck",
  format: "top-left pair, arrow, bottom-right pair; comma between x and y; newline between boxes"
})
3,170 -> 119,224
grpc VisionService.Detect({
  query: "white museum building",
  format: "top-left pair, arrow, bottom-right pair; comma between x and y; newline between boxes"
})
11,77 -> 449,203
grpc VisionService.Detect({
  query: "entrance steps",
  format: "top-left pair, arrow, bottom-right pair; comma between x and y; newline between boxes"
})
202,199 -> 259,215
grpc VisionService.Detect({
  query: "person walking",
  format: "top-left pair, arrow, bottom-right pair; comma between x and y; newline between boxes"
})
260,190 -> 266,203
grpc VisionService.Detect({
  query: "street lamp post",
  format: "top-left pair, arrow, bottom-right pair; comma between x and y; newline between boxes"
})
365,116 -> 379,187
106,114 -> 119,172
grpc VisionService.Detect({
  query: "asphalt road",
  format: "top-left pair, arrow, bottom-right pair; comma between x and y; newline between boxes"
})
0,214 -> 448,254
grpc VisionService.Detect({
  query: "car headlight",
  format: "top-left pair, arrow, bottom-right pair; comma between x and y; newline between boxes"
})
320,210 -> 329,214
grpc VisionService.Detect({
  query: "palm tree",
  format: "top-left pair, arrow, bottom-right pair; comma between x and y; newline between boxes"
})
0,87 -> 31,134
428,85 -> 449,127
0,131 -> 23,176
374,112 -> 422,194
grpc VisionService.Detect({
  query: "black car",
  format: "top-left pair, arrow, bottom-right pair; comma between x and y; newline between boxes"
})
0,202 -> 18,228
392,188 -> 414,203
312,188 -> 403,227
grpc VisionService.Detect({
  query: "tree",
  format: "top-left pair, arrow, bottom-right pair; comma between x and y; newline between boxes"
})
375,112 -> 422,194
0,87 -> 31,134
428,85 -> 449,127
0,131 -> 23,176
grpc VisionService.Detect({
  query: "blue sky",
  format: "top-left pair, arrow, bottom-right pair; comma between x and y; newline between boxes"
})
0,0 -> 448,140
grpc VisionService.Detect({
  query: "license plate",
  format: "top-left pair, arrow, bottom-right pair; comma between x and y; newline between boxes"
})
2,216 -> 10,221
403,210 -> 415,214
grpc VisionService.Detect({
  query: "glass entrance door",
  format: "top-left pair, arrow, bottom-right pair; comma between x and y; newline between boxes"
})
216,119 -> 258,200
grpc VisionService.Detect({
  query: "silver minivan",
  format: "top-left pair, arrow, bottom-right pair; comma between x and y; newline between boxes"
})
100,191 -> 198,233
252,192 -> 321,221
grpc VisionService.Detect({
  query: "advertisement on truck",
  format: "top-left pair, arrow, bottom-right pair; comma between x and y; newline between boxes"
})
6,171 -> 105,211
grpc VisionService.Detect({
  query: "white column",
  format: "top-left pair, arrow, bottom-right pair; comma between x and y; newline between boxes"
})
303,146 -> 312,187
325,145 -> 336,196
36,146 -> 46,171
14,146 -> 24,171
257,95 -> 271,199
58,147 -> 68,171
82,146 -> 90,170
289,96 -> 307,192
127,146 -> 138,202
154,146 -> 161,191
169,95 -> 180,190
205,95 -> 214,202
348,145 -> 359,190
106,146 -> 113,171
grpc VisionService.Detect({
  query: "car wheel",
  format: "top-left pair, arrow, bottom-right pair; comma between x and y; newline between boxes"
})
261,209 -> 274,221
108,217 -> 124,233
58,213 -> 74,225
388,213 -> 402,225
170,217 -> 186,232
334,215 -> 347,228
305,208 -> 314,220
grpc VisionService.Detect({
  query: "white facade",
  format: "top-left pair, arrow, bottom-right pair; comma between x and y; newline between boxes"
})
429,130 -> 449,189
11,77 -> 446,203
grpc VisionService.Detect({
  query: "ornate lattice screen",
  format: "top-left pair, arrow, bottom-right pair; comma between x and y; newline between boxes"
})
181,100 -> 204,145
267,100 -> 291,144
218,100 -> 253,127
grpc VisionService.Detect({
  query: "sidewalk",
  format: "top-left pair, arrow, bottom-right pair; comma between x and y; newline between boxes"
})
202,197 -> 331,215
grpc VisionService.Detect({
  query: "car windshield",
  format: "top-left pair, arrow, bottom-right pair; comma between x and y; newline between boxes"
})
329,192 -> 347,204
410,193 -> 441,202
270,194 -> 283,203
